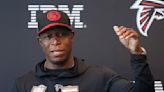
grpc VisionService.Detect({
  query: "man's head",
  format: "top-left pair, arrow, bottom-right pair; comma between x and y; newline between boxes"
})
37,10 -> 74,66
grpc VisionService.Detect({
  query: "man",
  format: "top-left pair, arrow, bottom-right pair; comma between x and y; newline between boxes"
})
12,10 -> 155,92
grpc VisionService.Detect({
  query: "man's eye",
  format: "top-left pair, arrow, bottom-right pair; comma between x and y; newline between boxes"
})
56,32 -> 69,37
40,32 -> 70,40
41,34 -> 53,40
60,33 -> 67,37
47,34 -> 53,38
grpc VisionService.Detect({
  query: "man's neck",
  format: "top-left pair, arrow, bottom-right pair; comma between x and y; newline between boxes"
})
44,56 -> 75,70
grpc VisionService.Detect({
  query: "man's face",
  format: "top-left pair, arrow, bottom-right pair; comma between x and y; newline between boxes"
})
38,27 -> 74,65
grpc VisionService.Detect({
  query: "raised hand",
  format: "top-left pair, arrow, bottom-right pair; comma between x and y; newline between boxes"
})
113,26 -> 144,54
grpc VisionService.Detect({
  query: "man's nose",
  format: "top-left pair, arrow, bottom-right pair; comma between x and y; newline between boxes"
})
50,36 -> 61,45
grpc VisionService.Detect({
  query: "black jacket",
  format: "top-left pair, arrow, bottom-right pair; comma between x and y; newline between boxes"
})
11,54 -> 155,92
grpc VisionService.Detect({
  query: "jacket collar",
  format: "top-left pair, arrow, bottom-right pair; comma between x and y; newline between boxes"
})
35,57 -> 89,79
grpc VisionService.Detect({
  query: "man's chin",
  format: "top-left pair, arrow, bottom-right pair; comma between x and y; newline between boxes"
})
50,57 -> 67,65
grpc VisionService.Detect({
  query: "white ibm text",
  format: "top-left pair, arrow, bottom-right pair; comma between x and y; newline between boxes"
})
28,5 -> 86,29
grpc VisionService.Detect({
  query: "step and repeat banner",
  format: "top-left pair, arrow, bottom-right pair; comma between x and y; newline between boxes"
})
0,0 -> 163,91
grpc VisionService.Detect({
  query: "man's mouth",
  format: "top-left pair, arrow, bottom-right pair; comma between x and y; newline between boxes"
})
50,50 -> 65,56
50,49 -> 64,52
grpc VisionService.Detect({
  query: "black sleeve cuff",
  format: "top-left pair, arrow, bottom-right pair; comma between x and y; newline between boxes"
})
130,54 -> 147,63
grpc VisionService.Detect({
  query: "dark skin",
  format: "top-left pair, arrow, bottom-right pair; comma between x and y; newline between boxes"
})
37,25 -> 144,70
37,27 -> 75,70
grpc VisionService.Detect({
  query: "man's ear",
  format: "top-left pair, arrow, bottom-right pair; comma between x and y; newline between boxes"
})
36,36 -> 42,45
71,31 -> 75,39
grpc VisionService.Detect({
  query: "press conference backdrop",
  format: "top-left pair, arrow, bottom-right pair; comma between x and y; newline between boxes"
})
0,0 -> 164,91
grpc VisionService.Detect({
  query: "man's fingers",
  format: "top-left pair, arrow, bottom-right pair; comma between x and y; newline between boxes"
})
125,33 -> 134,39
114,26 -> 138,39
113,26 -> 119,32
114,26 -> 126,36
118,27 -> 127,36
121,29 -> 133,39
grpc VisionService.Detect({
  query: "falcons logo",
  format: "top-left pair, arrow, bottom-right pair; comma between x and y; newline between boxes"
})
130,0 -> 164,36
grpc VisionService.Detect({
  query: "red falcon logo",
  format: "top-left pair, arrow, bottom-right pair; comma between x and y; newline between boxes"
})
130,0 -> 164,36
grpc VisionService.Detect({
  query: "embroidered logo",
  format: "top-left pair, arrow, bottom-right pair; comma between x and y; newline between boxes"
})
47,10 -> 61,21
31,84 -> 47,92
55,84 -> 79,92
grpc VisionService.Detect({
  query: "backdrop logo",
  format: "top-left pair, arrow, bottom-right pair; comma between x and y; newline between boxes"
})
130,0 -> 164,36
28,5 -> 86,29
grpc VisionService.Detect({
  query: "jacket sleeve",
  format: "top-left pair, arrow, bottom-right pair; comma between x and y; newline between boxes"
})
108,54 -> 155,92
130,54 -> 155,92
